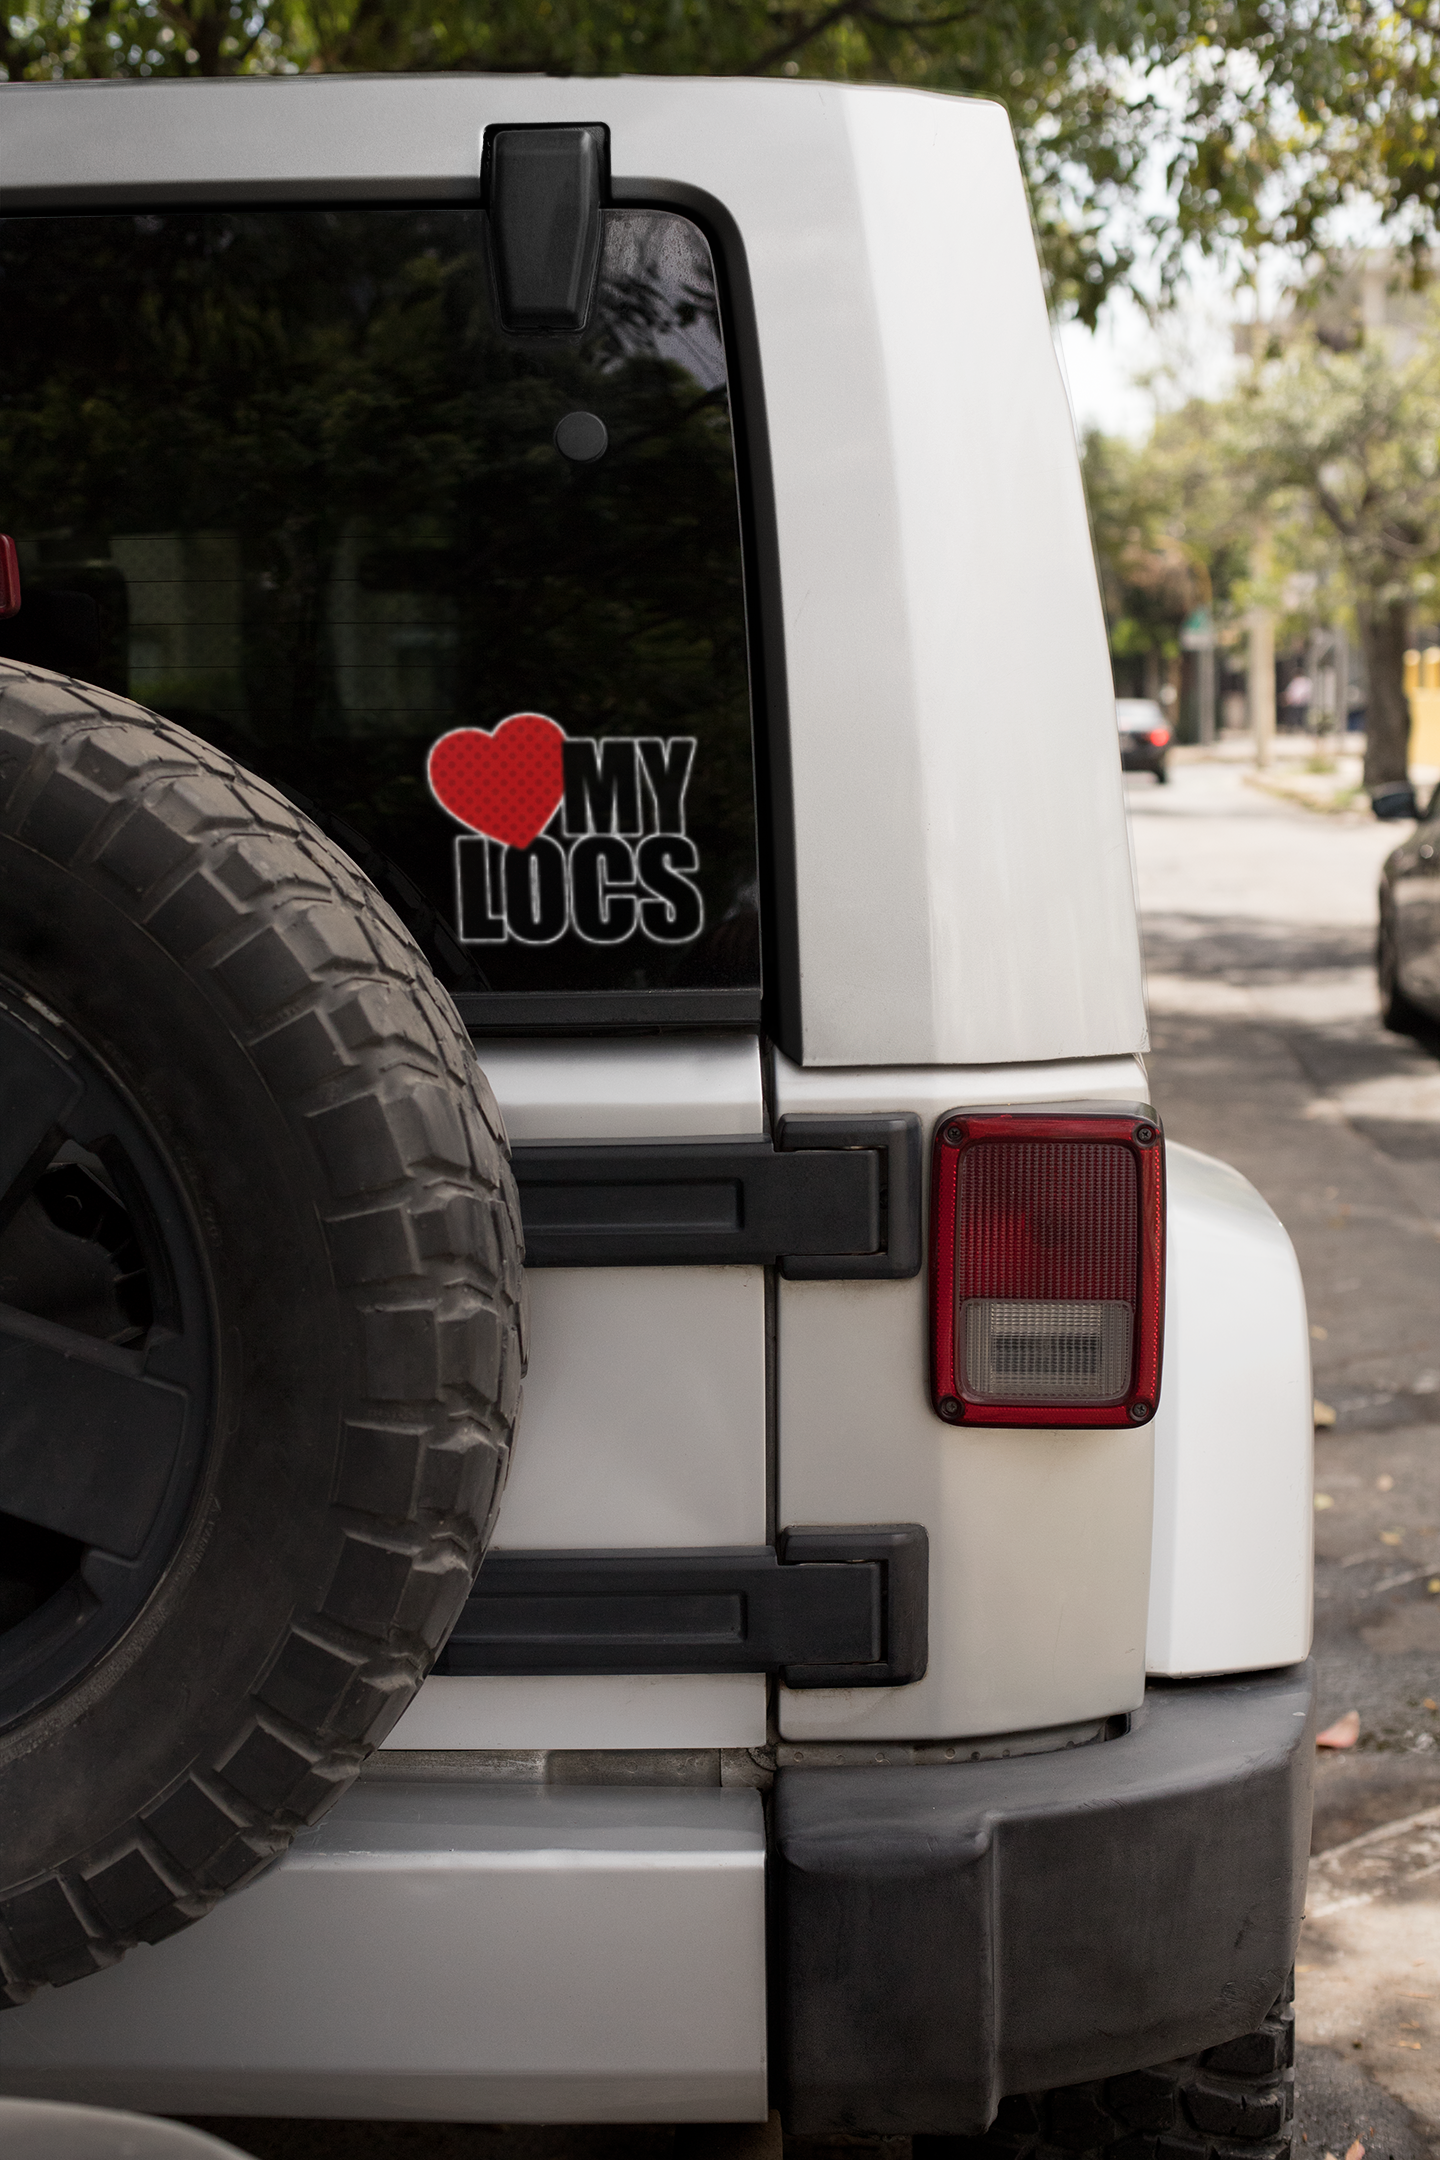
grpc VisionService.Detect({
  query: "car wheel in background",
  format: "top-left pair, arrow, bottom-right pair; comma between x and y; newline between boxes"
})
1378,904 -> 1432,1039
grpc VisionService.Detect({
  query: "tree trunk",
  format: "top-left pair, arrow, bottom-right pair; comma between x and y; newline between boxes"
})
1358,595 -> 1412,788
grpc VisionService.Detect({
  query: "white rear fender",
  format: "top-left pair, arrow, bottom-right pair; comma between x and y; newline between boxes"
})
1147,1143 -> 1313,1676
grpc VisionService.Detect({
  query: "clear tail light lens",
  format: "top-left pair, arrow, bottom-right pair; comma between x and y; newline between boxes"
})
930,1105 -> 1165,1428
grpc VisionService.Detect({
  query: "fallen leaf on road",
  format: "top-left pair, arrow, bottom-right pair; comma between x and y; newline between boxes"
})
1398,2043 -> 1422,2051
1377,1474 -> 1395,1492
1318,1710 -> 1361,1748
1316,1494 -> 1335,1510
1312,1325 -> 1329,1340
1381,1531 -> 1403,1545
1425,1700 -> 1437,1713
1429,1579 -> 1440,1594
1316,1401 -> 1337,1427
1346,2141 -> 1366,2160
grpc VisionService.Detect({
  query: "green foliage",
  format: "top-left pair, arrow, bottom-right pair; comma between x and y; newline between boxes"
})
1225,314 -> 1440,778
1085,306 -> 1440,780
6,0 -> 1440,327
1082,399 -> 1252,662
1228,316 -> 1440,606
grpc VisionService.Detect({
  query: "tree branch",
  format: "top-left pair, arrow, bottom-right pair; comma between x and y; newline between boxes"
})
741,0 -> 868,75
740,0 -> 984,72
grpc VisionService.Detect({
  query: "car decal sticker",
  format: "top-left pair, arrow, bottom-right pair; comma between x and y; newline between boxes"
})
427,713 -> 566,851
427,715 -> 704,947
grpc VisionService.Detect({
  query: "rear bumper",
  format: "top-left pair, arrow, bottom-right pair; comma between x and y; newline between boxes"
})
0,1783 -> 768,2123
777,1661 -> 1315,2137
0,1667 -> 1313,2129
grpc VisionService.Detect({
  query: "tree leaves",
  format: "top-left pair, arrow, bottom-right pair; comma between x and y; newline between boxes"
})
6,0 -> 1440,325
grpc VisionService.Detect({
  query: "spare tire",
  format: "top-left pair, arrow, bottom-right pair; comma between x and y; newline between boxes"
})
0,663 -> 525,2006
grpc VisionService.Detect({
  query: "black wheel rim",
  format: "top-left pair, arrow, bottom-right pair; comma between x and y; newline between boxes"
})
0,982 -> 214,1729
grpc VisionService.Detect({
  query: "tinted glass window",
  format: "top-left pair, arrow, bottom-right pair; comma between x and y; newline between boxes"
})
0,207 -> 760,1004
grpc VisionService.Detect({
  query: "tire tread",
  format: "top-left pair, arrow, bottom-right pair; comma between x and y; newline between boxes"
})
0,661 -> 524,2004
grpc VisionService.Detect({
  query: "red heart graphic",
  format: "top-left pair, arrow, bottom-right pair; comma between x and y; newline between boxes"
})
427,714 -> 566,849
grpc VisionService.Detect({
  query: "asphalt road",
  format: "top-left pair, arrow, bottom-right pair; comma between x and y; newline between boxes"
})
186,750 -> 1440,2159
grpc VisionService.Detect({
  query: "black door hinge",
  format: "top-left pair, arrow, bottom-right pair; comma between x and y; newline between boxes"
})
511,1112 -> 921,1278
437,1525 -> 928,1689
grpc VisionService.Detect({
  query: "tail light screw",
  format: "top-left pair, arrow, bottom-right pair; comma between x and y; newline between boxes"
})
1134,1124 -> 1156,1145
938,1395 -> 964,1421
943,1123 -> 964,1146
1129,1400 -> 1153,1422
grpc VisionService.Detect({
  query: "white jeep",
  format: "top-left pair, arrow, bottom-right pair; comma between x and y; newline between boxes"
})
0,72 -> 1314,2151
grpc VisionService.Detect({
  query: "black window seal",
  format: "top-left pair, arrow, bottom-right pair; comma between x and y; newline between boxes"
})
610,176 -> 801,1066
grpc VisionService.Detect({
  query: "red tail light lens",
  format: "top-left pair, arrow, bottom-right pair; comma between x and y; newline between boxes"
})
1147,728 -> 1171,747
930,1106 -> 1165,1428
0,537 -> 20,621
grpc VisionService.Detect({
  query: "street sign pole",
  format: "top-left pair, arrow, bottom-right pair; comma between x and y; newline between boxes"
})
1180,611 -> 1217,747
1248,609 -> 1275,768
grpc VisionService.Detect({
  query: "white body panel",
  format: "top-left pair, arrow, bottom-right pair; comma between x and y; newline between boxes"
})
0,75 -> 1146,1069
478,1033 -> 764,1142
395,1038 -> 767,1751
383,1674 -> 767,1751
0,1782 -> 769,2122
1145,1143 -> 1314,1676
493,1266 -> 767,1550
793,93 -> 1145,1066
774,1050 -> 1155,1740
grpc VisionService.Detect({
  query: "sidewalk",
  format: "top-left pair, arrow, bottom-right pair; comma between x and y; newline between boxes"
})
1167,733 -> 1439,818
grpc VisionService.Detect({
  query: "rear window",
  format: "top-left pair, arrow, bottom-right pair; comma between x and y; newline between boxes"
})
0,206 -> 760,1017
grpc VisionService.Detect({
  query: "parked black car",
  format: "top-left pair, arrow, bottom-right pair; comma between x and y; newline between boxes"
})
1378,784 -> 1440,1033
1117,697 -> 1172,781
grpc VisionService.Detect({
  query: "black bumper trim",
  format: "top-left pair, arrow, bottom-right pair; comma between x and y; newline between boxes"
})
776,1661 -> 1316,2137
456,988 -> 762,1033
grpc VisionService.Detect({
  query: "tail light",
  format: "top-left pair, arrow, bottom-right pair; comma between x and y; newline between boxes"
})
0,537 -> 20,620
930,1105 -> 1165,1428
1147,727 -> 1171,747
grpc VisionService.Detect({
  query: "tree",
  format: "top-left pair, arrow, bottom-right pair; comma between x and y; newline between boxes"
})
1082,400 -> 1253,698
1229,319 -> 1440,785
8,0 -> 1440,332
